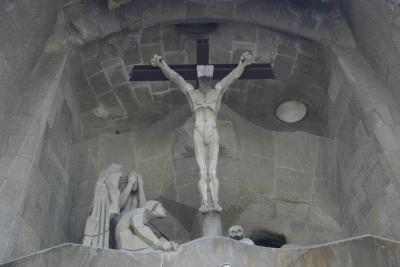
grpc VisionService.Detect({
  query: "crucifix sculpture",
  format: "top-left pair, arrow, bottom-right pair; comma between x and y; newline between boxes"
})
130,39 -> 275,83
130,39 -> 275,213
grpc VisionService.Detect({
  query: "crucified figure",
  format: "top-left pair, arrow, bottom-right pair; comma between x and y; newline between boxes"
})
151,52 -> 253,213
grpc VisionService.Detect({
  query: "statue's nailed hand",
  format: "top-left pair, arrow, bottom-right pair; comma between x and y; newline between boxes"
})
151,54 -> 163,67
240,52 -> 253,66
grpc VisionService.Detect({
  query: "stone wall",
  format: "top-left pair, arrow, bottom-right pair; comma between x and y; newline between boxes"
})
71,22 -> 329,139
5,0 -> 398,262
0,14 -> 82,262
63,0 -> 342,45
0,0 -> 65,138
0,0 -> 74,261
327,44 -> 400,240
2,236 -> 399,267
68,105 -> 343,245
340,0 -> 400,105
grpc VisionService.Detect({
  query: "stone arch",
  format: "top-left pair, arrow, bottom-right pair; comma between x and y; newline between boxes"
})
63,0 -> 351,46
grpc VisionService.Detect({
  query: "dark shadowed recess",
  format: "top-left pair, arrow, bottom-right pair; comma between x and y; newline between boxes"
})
250,230 -> 287,248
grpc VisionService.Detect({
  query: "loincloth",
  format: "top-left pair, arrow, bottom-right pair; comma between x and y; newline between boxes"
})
194,126 -> 218,144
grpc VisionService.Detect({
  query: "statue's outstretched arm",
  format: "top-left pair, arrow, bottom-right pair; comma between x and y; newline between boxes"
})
131,215 -> 163,248
118,176 -> 137,209
215,52 -> 252,94
137,175 -> 146,207
151,54 -> 194,94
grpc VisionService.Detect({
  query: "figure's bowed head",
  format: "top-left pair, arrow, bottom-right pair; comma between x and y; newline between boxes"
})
145,200 -> 166,218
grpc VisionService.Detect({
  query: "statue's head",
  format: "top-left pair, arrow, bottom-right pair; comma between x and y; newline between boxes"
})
145,200 -> 166,218
229,225 -> 244,240
98,163 -> 123,184
197,65 -> 214,92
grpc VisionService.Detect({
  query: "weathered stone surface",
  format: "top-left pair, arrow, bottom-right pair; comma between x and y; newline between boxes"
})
274,132 -> 318,171
63,0 -> 340,45
1,236 -> 400,267
238,152 -> 274,194
132,84 -> 153,105
70,19 -> 329,137
121,34 -> 141,66
7,0 -> 400,263
88,72 -> 112,95
140,25 -> 161,45
234,23 -> 257,42
274,168 -> 313,202
237,125 -> 273,158
98,91 -> 125,119
107,0 -> 132,10
275,200 -> 310,221
162,27 -> 183,52
327,46 -> 400,242
103,60 -> 128,86
140,43 -> 162,64
113,83 -> 139,116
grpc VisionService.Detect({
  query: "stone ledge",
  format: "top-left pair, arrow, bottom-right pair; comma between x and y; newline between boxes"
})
1,235 -> 399,267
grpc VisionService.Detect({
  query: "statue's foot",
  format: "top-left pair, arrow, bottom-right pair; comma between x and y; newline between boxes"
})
213,202 -> 222,213
199,202 -> 208,213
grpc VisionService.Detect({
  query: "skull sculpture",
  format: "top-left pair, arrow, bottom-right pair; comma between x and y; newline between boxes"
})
229,225 -> 244,240
228,225 -> 255,245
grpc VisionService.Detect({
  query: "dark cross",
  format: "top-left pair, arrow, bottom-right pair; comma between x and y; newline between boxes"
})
129,39 -> 275,84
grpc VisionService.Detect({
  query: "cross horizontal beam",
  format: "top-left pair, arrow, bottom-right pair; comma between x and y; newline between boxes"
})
129,63 -> 275,81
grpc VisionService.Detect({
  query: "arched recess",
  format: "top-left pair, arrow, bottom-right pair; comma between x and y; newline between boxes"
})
63,0 -> 353,46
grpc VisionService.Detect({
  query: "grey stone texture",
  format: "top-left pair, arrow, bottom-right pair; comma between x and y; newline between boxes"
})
0,0 -> 65,129
1,235 -> 399,267
341,0 -> 400,107
327,45 -> 400,241
72,22 -> 330,138
67,105 -> 343,246
62,0 -> 345,45
0,13 -> 82,263
3,0 -> 400,264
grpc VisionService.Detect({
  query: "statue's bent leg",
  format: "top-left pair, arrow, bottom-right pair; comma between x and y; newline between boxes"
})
209,130 -> 222,212
194,130 -> 209,213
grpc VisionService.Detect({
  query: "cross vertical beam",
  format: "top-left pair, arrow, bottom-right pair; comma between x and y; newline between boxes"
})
197,39 -> 209,65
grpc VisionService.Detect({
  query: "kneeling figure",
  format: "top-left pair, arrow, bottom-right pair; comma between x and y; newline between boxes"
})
115,200 -> 178,251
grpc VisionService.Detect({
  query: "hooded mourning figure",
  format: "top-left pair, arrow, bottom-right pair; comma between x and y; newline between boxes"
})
83,164 -> 122,248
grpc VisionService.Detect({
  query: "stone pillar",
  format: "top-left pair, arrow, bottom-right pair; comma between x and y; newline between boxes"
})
197,211 -> 223,237
191,192 -> 223,238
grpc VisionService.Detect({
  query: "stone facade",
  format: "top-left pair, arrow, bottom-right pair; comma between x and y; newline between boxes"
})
0,0 -> 65,129
73,22 -> 329,139
68,105 -> 343,245
327,45 -> 400,240
341,0 -> 400,106
1,236 -> 400,267
2,0 -> 400,264
0,50 -> 80,262
0,12 -> 82,262
63,0 -> 343,45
